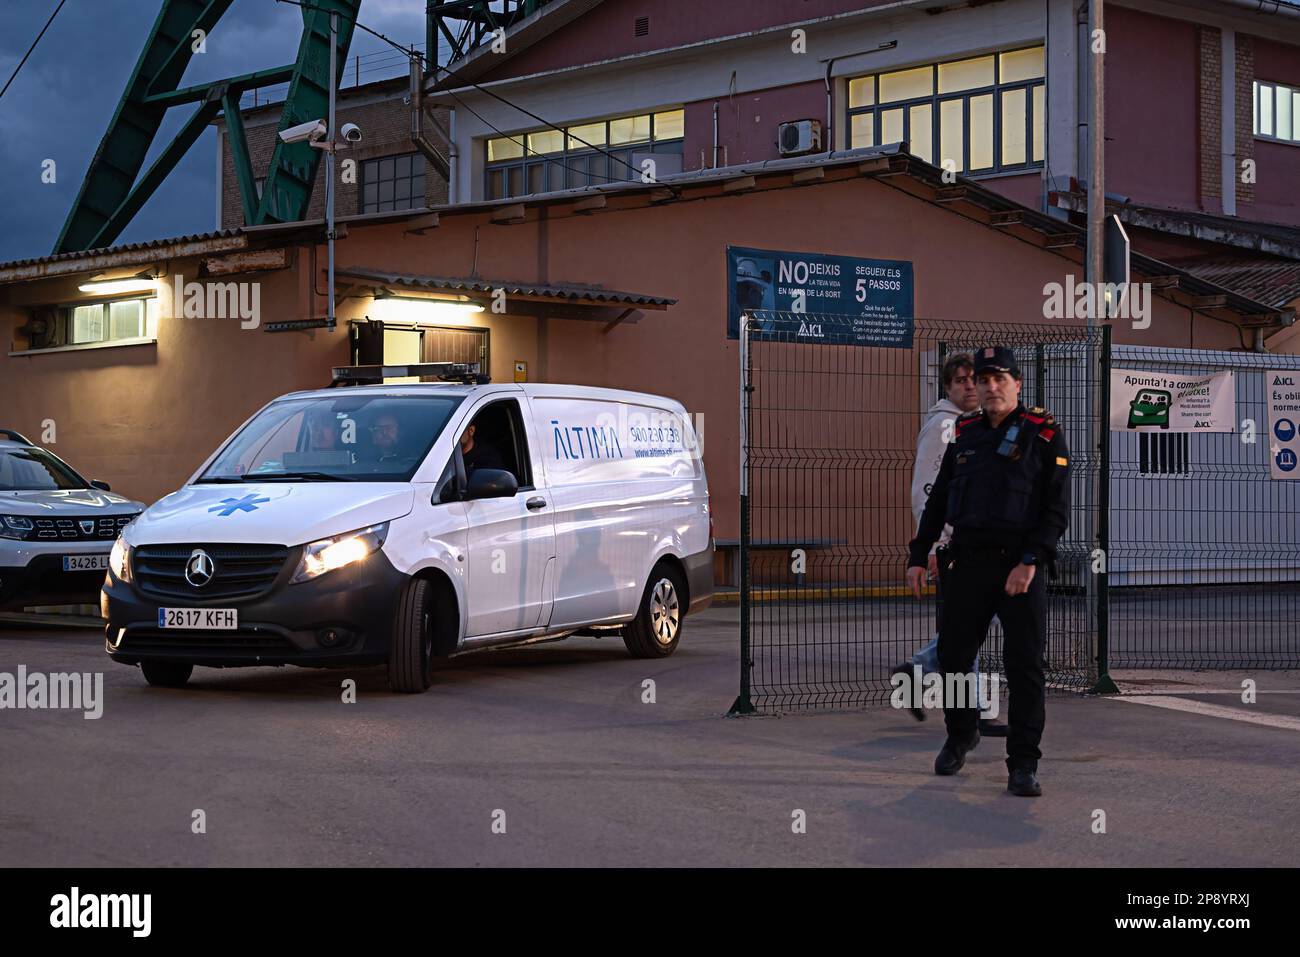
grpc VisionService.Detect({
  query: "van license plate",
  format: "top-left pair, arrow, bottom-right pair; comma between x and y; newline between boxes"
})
63,555 -> 110,571
158,608 -> 238,629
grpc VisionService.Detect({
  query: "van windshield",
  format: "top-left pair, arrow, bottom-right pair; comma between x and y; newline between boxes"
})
197,394 -> 463,484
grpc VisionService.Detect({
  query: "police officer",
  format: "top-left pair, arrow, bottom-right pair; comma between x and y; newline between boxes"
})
905,346 -> 1070,797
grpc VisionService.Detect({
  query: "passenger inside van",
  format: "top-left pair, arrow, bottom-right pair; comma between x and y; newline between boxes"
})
460,422 -> 504,476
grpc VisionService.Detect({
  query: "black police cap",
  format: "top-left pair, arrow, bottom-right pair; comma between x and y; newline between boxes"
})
973,345 -> 1020,378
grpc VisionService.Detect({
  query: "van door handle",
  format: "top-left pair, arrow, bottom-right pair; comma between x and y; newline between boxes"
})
526,496 -> 547,510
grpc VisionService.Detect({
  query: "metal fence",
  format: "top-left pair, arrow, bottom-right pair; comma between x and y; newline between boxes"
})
1107,345 -> 1300,669
733,313 -> 1104,714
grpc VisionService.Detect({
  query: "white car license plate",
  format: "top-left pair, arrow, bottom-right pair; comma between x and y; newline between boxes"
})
63,554 -> 110,571
158,608 -> 238,630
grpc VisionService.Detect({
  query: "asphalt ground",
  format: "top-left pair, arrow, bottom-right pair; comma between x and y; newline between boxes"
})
2,606 -> 1297,867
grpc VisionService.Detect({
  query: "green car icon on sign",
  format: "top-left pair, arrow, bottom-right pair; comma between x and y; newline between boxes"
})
1128,388 -> 1172,429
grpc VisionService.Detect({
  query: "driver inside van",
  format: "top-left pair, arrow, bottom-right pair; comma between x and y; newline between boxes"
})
368,412 -> 405,463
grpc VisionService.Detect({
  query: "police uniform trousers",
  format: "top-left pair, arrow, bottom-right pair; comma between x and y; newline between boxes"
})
936,543 -> 1047,772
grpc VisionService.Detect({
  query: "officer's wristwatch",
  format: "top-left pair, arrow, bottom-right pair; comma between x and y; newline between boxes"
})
1020,551 -> 1038,567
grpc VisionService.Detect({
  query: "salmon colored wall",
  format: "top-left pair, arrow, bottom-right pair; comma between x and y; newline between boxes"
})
0,174 -> 1262,530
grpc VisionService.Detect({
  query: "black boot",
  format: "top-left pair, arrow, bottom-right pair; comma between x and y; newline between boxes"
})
978,718 -> 1008,737
1007,767 -> 1042,797
934,729 -> 979,775
891,663 -> 925,721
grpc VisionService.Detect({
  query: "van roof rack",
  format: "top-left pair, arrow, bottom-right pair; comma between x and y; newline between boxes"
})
0,429 -> 33,444
329,362 -> 491,387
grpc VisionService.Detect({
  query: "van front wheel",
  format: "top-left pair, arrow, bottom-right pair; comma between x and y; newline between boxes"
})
388,577 -> 434,693
623,564 -> 685,658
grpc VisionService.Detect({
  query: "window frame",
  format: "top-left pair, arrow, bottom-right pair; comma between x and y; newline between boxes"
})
1253,79 -> 1300,147
360,152 -> 427,214
17,293 -> 161,355
846,45 -> 1046,175
484,110 -> 685,201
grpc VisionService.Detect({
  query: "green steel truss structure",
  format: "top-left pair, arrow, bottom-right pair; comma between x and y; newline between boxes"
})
55,0 -> 361,254
427,0 -> 557,68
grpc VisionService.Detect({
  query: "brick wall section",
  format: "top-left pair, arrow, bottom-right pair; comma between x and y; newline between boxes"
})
219,85 -> 449,229
1235,33 -> 1255,205
1198,26 -> 1221,205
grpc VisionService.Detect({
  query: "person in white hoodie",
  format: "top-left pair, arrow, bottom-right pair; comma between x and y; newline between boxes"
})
895,352 -> 1006,735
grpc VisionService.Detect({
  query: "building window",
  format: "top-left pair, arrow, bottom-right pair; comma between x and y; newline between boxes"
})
847,46 -> 1046,174
1138,432 -> 1191,477
68,296 -> 158,346
362,153 -> 426,213
484,109 -> 685,200
1254,80 -> 1300,144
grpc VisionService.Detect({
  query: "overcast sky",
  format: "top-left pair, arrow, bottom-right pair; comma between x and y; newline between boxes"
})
0,0 -> 430,264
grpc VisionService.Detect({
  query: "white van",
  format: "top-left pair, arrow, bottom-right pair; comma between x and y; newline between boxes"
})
102,378 -> 713,692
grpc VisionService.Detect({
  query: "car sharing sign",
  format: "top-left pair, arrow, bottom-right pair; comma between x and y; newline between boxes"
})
1266,370 -> 1300,479
1109,369 -> 1235,432
726,245 -> 914,347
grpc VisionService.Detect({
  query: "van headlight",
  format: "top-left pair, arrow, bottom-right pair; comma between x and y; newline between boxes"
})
109,537 -> 133,582
291,522 -> 389,584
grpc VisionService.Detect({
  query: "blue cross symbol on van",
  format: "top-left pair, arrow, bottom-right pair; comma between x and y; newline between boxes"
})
208,494 -> 270,516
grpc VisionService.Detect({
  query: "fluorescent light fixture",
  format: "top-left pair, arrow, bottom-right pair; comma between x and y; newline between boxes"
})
78,278 -> 158,295
370,295 -> 486,322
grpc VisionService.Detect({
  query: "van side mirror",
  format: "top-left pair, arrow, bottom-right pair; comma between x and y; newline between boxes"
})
465,468 -> 517,500
90,480 -> 111,492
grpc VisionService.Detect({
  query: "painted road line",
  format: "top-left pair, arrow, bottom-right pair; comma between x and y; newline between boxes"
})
1114,695 -> 1300,732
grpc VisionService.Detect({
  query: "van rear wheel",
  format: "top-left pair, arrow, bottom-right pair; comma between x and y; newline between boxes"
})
623,563 -> 685,659
140,660 -> 193,688
388,577 -> 434,693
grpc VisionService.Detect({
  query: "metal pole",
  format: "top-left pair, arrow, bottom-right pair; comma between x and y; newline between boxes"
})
1093,323 -> 1118,693
1086,0 -> 1104,328
327,10 -> 337,329
730,312 -> 756,715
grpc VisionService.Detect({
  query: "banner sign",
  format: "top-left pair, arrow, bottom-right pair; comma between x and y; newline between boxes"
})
726,245 -> 914,347
1109,368 -> 1235,432
1266,369 -> 1300,479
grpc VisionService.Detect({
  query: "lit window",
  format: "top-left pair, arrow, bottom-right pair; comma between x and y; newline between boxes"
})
1254,80 -> 1300,143
484,109 -> 684,200
847,45 -> 1046,175
65,296 -> 158,346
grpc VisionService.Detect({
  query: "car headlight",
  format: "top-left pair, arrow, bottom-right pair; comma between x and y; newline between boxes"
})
291,522 -> 389,584
109,537 -> 133,582
0,515 -> 33,540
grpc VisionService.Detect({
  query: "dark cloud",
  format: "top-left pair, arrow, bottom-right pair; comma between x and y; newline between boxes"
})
0,0 -> 424,263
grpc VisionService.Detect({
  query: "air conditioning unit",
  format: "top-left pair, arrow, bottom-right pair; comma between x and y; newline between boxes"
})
778,119 -> 823,156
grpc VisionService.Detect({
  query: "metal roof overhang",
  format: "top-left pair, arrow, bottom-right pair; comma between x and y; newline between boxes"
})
335,267 -> 675,329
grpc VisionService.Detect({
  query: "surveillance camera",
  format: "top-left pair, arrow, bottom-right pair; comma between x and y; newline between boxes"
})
279,119 -> 327,144
340,122 -> 362,144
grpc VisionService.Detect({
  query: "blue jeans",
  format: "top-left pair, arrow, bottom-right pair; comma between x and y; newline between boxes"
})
912,635 -> 995,714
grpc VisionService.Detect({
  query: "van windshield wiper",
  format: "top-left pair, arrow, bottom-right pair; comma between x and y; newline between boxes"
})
194,477 -> 246,484
242,471 -> 353,482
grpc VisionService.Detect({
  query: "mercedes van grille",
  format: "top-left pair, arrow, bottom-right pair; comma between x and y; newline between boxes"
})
133,544 -> 290,601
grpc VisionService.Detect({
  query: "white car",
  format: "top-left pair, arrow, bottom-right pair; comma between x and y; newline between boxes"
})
0,430 -> 144,611
103,380 -> 714,692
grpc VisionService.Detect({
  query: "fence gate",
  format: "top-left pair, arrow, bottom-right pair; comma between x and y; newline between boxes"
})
733,313 -> 1104,715
1107,345 -> 1300,669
